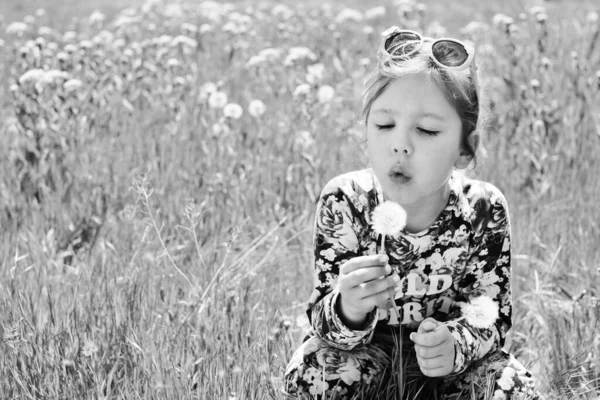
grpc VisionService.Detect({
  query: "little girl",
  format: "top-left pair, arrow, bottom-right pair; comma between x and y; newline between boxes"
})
283,27 -> 543,399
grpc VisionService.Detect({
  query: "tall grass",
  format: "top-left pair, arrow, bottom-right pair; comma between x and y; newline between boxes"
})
0,0 -> 599,398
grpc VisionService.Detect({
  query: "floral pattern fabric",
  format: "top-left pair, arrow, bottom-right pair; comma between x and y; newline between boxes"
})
284,334 -> 539,399
284,168 -> 542,399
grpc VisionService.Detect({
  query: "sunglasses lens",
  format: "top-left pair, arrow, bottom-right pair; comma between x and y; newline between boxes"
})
431,40 -> 469,67
385,31 -> 421,57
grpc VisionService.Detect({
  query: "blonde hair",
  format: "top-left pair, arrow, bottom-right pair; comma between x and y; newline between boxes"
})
359,51 -> 483,165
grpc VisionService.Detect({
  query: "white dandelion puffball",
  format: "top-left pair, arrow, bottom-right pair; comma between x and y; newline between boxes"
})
365,6 -> 386,20
293,83 -> 311,97
371,201 -> 407,236
248,99 -> 266,118
460,296 -> 499,329
19,69 -> 46,85
208,91 -> 228,109
63,79 -> 83,92
6,22 -> 29,37
317,85 -> 335,103
223,103 -> 244,119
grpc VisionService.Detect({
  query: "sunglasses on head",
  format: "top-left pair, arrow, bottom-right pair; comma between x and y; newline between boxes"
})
378,27 -> 480,91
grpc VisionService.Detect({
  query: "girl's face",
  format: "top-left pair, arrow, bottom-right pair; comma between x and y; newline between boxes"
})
367,72 -> 471,211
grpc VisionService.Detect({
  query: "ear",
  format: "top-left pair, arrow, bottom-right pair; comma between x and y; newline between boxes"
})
454,131 -> 480,169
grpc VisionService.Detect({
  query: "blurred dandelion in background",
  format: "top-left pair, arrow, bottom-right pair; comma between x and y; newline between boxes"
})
334,8 -> 363,24
294,130 -> 315,150
223,103 -> 243,119
63,79 -> 83,93
208,91 -> 228,109
317,85 -> 335,103
293,83 -> 311,97
82,339 -> 99,357
364,6 -> 386,21
306,63 -> 325,85
283,46 -> 317,66
248,99 -> 266,118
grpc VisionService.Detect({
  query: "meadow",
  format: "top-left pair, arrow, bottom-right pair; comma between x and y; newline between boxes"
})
0,0 -> 599,398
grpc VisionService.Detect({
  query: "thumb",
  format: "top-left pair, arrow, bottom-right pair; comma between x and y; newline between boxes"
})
417,317 -> 440,334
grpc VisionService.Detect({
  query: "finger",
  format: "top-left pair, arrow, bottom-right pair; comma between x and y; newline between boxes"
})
338,265 -> 389,293
339,254 -> 388,275
416,353 -> 448,368
346,265 -> 394,288
410,330 -> 450,348
415,344 -> 445,360
417,318 -> 440,334
362,286 -> 400,308
356,275 -> 400,299
419,364 -> 450,378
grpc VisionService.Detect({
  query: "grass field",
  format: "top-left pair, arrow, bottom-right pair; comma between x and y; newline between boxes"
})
1,0 -> 599,398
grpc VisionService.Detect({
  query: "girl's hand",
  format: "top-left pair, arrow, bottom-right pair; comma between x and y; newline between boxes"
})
410,318 -> 455,377
337,254 -> 401,327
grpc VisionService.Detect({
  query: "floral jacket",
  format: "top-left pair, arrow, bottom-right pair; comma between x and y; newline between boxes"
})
304,168 -> 512,374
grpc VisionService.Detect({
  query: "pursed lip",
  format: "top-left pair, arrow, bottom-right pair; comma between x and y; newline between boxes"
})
388,164 -> 412,179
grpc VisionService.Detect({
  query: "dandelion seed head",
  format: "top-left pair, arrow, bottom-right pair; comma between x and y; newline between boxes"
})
460,295 -> 499,329
492,390 -> 507,400
167,58 -> 181,68
293,83 -> 311,97
198,81 -> 217,102
19,69 -> 45,85
335,8 -> 363,24
528,6 -> 546,16
212,122 -> 229,136
294,130 -> 315,150
63,79 -> 83,92
62,31 -> 78,42
371,201 -> 407,236
223,103 -> 243,119
284,46 -> 317,66
317,85 -> 335,103
6,22 -> 29,36
42,69 -> 69,84
460,21 -> 489,36
82,339 -> 99,357
64,43 -> 78,54
80,39 -> 93,49
245,54 -> 267,68
199,23 -> 213,34
23,15 -> 36,25
492,13 -> 514,29
171,35 -> 197,49
365,6 -> 386,20
38,26 -> 55,37
306,63 -> 325,84
181,22 -> 198,34
89,11 -> 106,25
208,91 -> 228,109
164,4 -> 184,18
271,4 -> 294,20
535,12 -> 548,23
248,99 -> 266,117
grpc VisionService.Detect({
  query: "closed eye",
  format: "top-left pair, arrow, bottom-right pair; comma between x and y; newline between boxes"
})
417,127 -> 440,136
375,124 -> 394,130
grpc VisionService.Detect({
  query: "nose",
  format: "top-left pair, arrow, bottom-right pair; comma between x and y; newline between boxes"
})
391,130 -> 413,156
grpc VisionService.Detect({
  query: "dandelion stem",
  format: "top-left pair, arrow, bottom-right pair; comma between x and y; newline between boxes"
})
380,233 -> 401,324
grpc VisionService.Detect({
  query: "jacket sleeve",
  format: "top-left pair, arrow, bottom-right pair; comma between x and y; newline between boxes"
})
305,182 -> 378,350
448,187 -> 513,374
